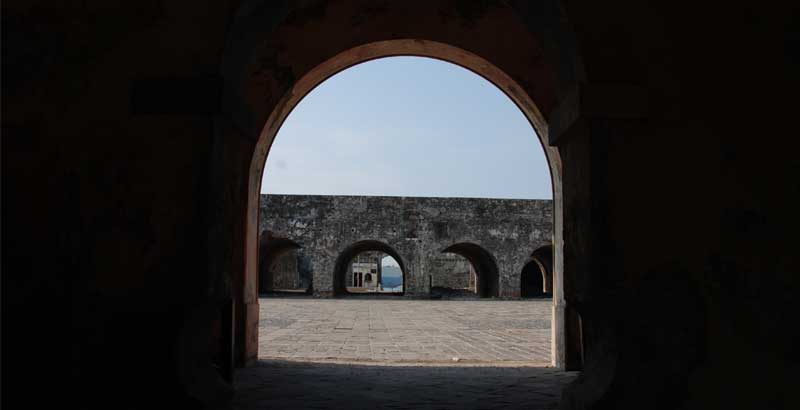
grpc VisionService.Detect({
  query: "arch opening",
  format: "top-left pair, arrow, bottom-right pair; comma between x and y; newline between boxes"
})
521,260 -> 546,298
243,39 -> 566,367
258,234 -> 306,294
430,252 -> 477,298
333,240 -> 406,296
440,243 -> 499,298
531,245 -> 553,296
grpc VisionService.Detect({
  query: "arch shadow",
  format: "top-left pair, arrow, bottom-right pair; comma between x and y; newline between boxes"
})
441,243 -> 499,298
333,240 -> 407,297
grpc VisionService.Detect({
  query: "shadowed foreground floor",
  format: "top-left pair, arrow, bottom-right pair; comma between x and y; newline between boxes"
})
233,360 -> 578,410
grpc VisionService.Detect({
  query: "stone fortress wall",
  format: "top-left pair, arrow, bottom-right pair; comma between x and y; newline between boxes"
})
259,194 -> 553,298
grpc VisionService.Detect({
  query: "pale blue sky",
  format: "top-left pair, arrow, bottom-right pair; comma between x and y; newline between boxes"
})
381,255 -> 399,268
261,56 -> 552,199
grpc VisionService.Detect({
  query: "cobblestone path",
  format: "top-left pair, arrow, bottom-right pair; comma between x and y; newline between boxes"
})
259,297 -> 552,364
233,360 -> 577,410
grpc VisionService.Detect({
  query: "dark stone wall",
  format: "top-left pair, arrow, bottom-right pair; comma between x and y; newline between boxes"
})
3,1 -> 797,409
260,194 -> 552,297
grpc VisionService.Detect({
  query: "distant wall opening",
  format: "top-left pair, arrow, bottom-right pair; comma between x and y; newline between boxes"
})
333,240 -> 406,296
522,245 -> 553,298
521,260 -> 545,297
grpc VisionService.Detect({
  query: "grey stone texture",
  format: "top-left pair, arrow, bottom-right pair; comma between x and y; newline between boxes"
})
270,249 -> 299,289
430,253 -> 475,290
260,194 -> 553,297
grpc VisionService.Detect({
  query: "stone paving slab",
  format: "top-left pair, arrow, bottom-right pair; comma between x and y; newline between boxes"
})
259,297 -> 552,364
233,360 -> 577,410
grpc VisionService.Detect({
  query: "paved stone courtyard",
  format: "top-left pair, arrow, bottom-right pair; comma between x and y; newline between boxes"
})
258,297 -> 552,364
233,360 -> 578,410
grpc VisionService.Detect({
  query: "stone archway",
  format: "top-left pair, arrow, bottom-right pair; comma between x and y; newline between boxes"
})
223,2 -> 588,370
332,240 -> 407,296
441,243 -> 499,298
521,245 -> 553,297
8,0 -> 784,407
531,245 -> 553,294
521,260 -> 545,298
237,39 -> 571,367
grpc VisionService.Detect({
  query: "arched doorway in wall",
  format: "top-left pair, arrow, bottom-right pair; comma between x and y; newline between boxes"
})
521,260 -> 546,297
440,243 -> 499,298
258,234 -> 306,294
533,245 -> 554,295
241,39 -> 569,368
333,240 -> 406,296
521,245 -> 553,298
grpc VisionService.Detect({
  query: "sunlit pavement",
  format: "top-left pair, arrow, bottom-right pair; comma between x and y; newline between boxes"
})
232,298 -> 569,409
258,297 -> 552,364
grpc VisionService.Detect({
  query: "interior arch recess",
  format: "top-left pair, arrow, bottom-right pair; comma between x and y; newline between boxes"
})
441,243 -> 499,298
530,245 -> 553,295
258,235 -> 302,294
521,260 -> 546,298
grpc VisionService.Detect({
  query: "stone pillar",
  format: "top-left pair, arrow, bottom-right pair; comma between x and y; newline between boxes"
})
405,240 -> 426,296
549,83 -> 649,371
311,254 -> 335,297
502,257 -> 524,299
551,119 -> 587,370
377,259 -> 382,289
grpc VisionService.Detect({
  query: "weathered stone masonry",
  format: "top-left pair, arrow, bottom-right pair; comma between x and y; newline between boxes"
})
259,194 -> 552,297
